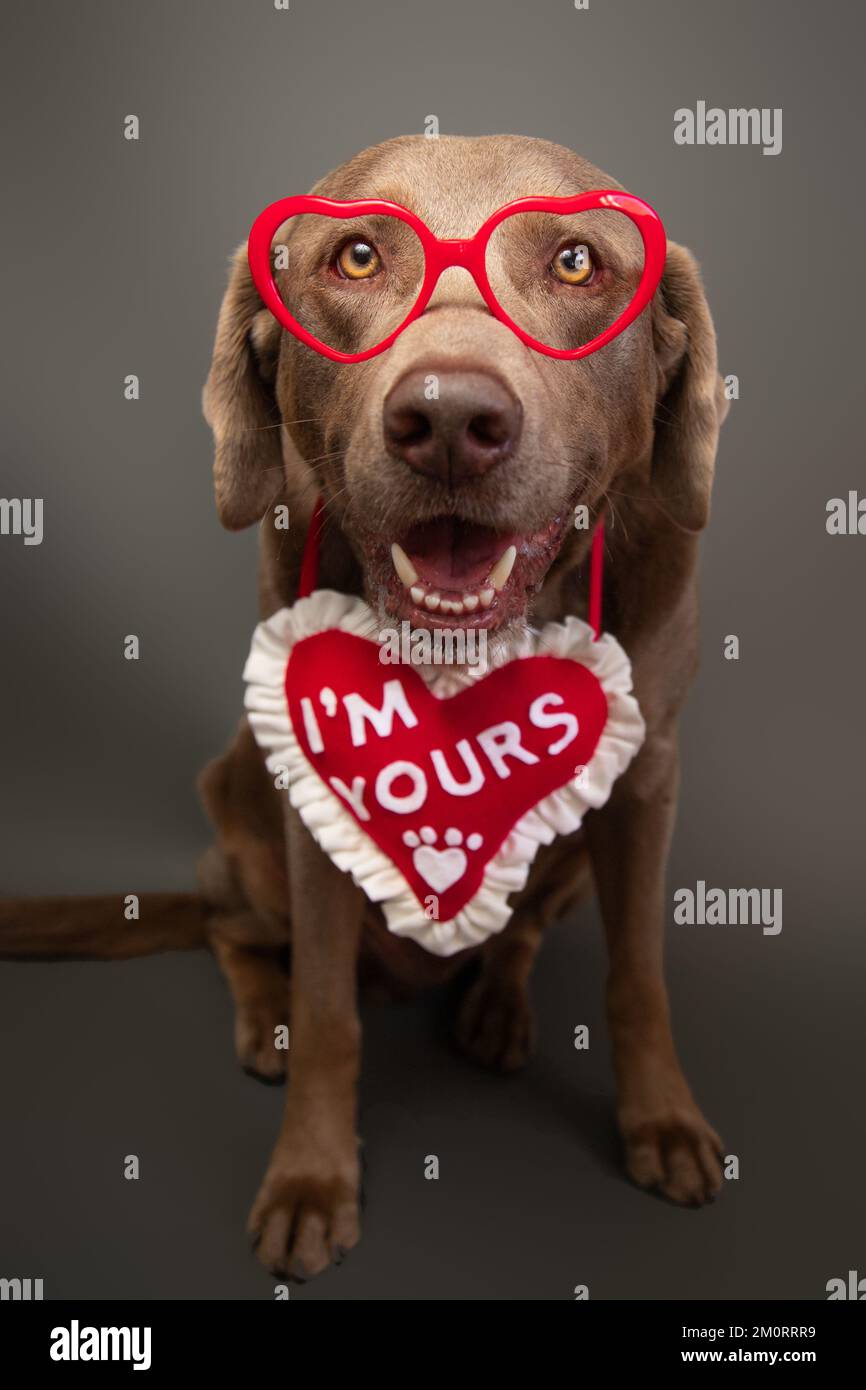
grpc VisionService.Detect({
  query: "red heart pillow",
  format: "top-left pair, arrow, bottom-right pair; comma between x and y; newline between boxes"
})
245,593 -> 644,955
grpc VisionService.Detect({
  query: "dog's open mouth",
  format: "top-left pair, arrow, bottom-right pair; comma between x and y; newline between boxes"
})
384,514 -> 568,630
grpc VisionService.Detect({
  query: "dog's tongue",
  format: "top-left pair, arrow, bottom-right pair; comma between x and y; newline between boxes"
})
402,518 -> 516,590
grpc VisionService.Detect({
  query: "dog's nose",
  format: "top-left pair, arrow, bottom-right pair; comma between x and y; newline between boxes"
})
383,368 -> 522,485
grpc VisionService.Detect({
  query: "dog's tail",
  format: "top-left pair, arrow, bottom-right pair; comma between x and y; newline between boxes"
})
0,893 -> 210,960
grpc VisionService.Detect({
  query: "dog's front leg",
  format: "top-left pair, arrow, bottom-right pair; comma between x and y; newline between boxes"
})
585,725 -> 725,1206
248,806 -> 364,1279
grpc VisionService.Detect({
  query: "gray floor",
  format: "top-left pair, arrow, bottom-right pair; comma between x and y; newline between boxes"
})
1,869 -> 860,1300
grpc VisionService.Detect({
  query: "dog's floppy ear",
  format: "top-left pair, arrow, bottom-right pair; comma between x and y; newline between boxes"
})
650,242 -> 728,532
203,245 -> 286,530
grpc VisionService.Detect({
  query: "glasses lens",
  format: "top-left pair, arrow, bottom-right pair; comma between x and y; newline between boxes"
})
268,212 -> 425,355
485,207 -> 646,353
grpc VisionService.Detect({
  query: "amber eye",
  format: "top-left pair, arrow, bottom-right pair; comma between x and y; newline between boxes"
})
552,243 -> 594,285
335,239 -> 381,279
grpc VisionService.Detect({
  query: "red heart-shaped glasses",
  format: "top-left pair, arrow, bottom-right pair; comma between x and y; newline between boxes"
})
247,190 -> 666,364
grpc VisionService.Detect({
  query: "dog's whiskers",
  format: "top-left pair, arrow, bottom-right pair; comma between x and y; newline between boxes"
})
257,449 -> 347,479
238,416 -> 328,434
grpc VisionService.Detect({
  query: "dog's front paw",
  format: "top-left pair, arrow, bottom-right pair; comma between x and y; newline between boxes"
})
455,974 -> 535,1072
248,1152 -> 361,1280
620,1096 -> 725,1206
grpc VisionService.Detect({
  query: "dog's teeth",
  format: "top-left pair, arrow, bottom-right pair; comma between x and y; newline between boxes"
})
410,584 -> 425,605
479,587 -> 495,608
391,542 -> 419,587
489,544 -> 517,592
462,593 -> 479,612
437,597 -> 466,616
424,592 -> 441,611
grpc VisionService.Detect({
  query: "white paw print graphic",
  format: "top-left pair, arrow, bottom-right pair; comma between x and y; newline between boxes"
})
402,825 -> 484,893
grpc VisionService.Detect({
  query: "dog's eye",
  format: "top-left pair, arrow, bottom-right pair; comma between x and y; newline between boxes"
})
551,243 -> 594,285
335,239 -> 381,280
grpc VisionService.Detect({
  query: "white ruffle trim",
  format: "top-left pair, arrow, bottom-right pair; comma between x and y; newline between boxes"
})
243,591 -> 645,957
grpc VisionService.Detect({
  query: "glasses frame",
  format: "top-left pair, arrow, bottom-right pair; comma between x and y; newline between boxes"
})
247,189 -> 666,364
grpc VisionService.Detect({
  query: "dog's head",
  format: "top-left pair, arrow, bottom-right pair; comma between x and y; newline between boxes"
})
205,135 -> 726,640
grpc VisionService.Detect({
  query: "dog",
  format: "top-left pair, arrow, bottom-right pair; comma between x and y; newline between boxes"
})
1,134 -> 727,1282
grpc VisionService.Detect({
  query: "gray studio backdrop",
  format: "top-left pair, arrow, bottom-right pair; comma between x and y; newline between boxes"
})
1,0 -> 863,1299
